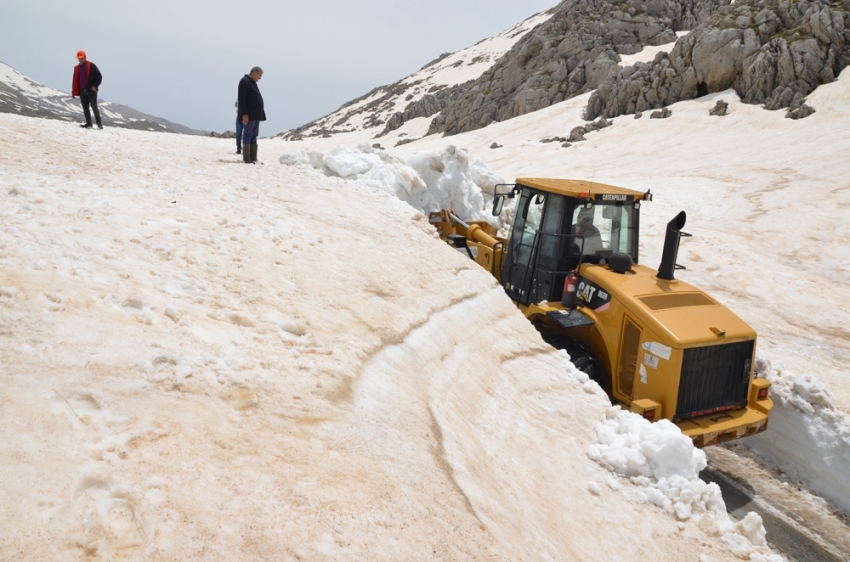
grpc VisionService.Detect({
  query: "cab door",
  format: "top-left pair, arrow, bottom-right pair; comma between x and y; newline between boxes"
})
502,189 -> 545,305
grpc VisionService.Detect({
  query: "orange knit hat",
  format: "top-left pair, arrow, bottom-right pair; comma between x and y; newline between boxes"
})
76,50 -> 86,59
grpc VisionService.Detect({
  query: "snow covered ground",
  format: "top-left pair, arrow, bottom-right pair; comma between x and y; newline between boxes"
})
2,110 -> 794,560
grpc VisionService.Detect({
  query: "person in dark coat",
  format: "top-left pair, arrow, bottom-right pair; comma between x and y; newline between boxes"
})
237,66 -> 266,163
71,50 -> 103,129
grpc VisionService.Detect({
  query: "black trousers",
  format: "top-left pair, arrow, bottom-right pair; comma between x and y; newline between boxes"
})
79,89 -> 101,125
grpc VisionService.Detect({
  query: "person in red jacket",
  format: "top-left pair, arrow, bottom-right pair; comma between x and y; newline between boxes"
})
72,50 -> 103,129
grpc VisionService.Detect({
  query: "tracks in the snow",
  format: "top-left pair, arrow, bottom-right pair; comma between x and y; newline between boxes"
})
701,466 -> 848,562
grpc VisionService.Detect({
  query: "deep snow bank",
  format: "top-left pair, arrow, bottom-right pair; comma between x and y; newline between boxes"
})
280,144 -> 510,228
747,356 -> 850,514
580,360 -> 782,559
587,404 -> 775,559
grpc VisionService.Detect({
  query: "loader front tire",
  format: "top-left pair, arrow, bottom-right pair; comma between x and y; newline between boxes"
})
542,334 -> 605,390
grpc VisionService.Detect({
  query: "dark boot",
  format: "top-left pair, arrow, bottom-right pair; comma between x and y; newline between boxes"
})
243,144 -> 251,163
251,144 -> 258,163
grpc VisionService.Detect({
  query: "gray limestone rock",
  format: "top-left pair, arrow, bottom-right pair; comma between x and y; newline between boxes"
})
786,103 -> 816,119
569,126 -> 588,142
433,0 -> 730,136
282,0 -> 847,140
380,81 -> 474,137
583,0 -> 849,120
784,93 -> 817,119
709,100 -> 728,116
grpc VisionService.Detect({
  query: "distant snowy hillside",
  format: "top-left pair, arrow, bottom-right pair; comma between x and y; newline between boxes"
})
0,61 -> 205,135
277,9 -> 554,141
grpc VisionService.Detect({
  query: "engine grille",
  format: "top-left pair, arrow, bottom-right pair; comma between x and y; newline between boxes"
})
675,340 -> 754,421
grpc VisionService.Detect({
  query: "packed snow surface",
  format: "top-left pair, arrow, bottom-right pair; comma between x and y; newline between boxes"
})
0,113 -> 787,560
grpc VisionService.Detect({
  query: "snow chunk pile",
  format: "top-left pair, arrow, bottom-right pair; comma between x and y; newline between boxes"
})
590,410 -> 708,484
587,407 -> 720,522
280,144 -> 509,226
587,406 -> 781,561
747,355 -> 850,514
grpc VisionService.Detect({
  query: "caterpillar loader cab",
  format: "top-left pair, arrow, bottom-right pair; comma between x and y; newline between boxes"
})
430,178 -> 772,447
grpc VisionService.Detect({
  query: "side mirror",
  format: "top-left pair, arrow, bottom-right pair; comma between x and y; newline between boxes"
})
492,195 -> 505,216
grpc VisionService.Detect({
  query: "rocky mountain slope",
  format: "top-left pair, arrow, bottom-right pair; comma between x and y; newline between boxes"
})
0,61 -> 204,135
278,0 -> 849,141
435,0 -> 727,135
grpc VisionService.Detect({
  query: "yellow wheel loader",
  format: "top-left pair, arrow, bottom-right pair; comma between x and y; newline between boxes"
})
430,178 -> 772,446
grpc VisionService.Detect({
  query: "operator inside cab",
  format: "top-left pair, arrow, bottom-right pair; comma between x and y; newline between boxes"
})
572,207 -> 604,254
499,179 -> 644,306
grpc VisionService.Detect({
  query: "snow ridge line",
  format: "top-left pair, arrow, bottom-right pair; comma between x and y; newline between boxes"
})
341,269 -> 503,373
308,285 -> 523,545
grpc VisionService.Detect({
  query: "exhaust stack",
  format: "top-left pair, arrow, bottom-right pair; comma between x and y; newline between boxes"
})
657,211 -> 687,280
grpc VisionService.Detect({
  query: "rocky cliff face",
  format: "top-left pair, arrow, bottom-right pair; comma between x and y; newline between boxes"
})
584,0 -> 850,120
376,80 -> 474,137
434,0 -> 729,136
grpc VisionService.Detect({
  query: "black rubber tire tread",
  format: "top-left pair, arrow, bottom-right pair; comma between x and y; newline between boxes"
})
541,334 -> 601,383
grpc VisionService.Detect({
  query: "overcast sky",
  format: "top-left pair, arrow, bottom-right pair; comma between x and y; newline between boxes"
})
0,0 -> 557,135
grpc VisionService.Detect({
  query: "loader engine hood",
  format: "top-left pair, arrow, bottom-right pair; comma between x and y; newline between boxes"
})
580,263 -> 755,347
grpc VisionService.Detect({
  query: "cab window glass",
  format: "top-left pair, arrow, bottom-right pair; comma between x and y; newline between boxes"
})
571,203 -> 636,257
538,194 -> 565,269
510,190 -> 546,265
518,192 -> 545,261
